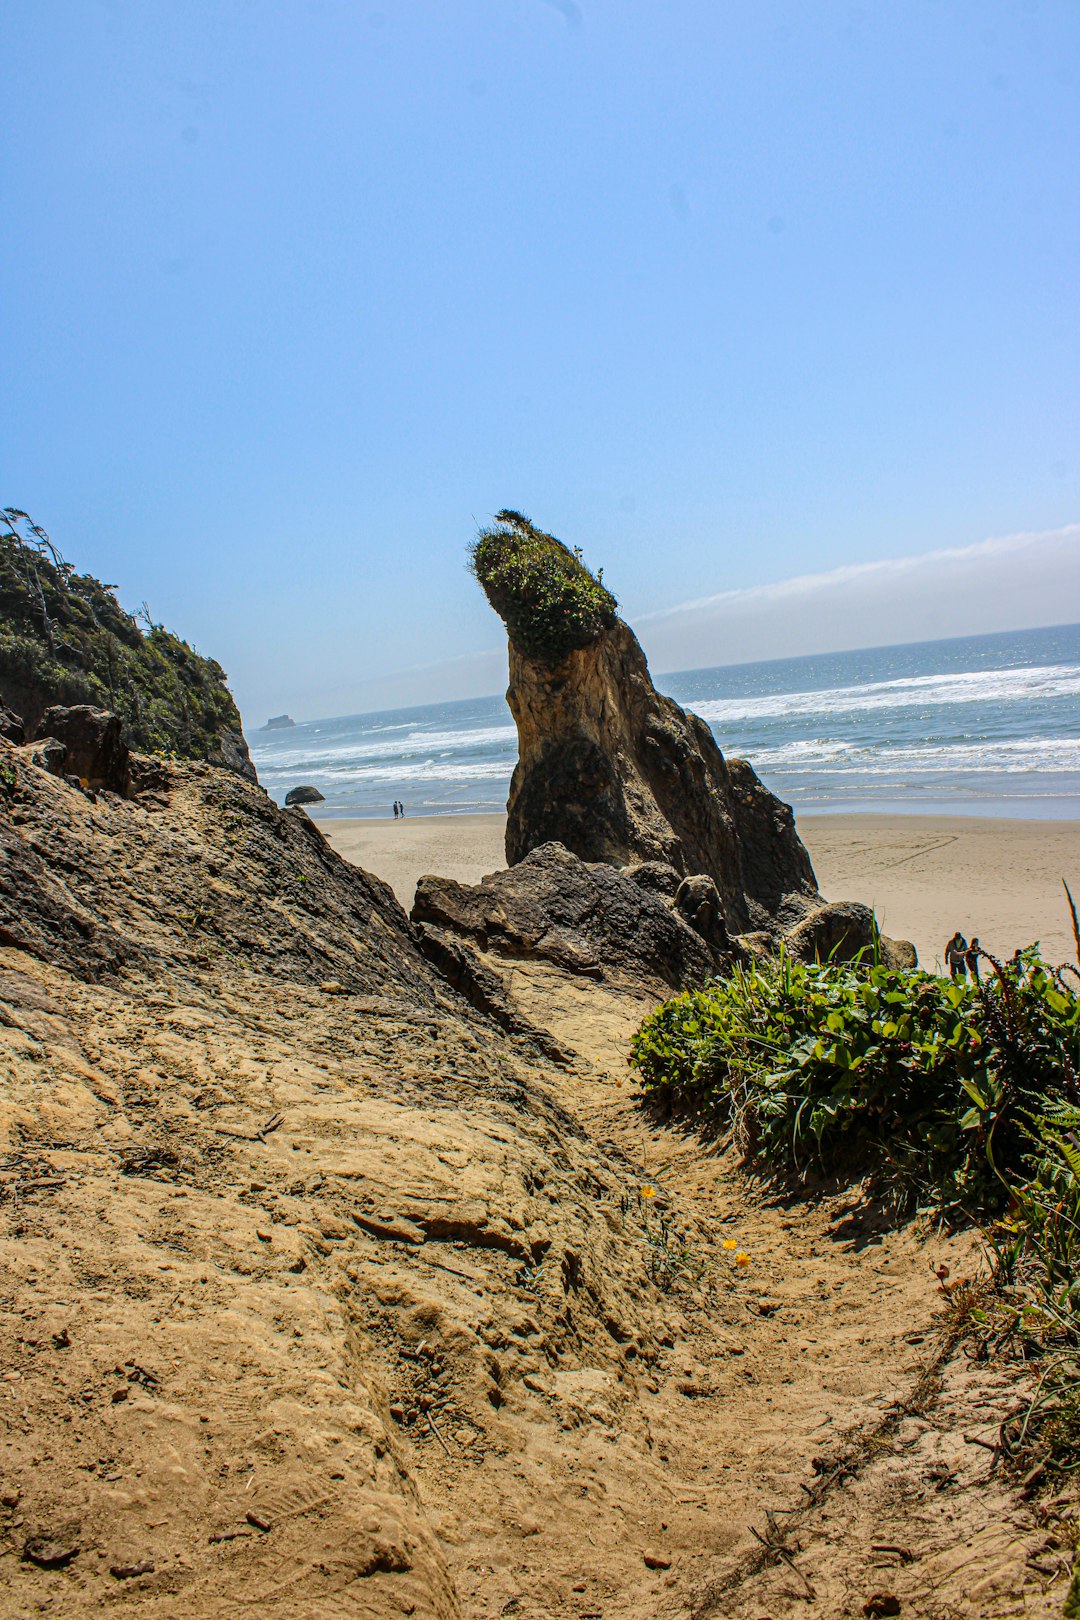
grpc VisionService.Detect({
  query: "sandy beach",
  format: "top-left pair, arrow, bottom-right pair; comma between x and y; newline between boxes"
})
321,812 -> 1080,973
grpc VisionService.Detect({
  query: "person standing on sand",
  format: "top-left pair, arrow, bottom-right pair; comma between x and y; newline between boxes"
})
945,931 -> 968,980
966,937 -> 982,983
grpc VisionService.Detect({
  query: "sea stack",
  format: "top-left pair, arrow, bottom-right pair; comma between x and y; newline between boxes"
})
470,509 -> 820,936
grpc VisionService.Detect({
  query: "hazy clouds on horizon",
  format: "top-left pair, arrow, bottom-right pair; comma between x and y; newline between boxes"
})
259,522 -> 1080,725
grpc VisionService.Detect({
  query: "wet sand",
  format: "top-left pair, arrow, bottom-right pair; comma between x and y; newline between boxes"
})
320,812 -> 1080,974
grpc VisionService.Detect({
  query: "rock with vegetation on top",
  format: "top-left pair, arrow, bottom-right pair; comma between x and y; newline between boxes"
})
469,511 -> 917,965
0,507 -> 256,781
285,784 -> 326,806
264,713 -> 296,730
469,510 -> 819,936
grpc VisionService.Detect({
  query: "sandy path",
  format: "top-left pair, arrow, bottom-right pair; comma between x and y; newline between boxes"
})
320,811 -> 1080,973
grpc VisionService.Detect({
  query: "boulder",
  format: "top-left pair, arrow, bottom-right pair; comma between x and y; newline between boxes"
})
31,739 -> 67,776
624,861 -> 682,899
785,900 -> 917,971
33,706 -> 129,794
470,512 -> 819,936
285,785 -> 326,807
673,873 -> 731,955
413,841 -> 720,991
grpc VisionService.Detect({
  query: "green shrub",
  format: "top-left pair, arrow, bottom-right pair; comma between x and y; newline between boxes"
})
634,901 -> 1080,1476
469,509 -> 618,665
630,946 -> 1080,1214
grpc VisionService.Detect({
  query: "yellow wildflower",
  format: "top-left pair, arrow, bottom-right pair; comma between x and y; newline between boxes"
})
642,1185 -> 656,1199
735,1252 -> 751,1267
722,1238 -> 737,1250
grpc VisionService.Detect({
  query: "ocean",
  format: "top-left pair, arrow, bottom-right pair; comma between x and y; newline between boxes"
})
250,622 -> 1080,821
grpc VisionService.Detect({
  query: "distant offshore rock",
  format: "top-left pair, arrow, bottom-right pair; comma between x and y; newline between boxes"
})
285,784 -> 325,807
264,714 -> 296,730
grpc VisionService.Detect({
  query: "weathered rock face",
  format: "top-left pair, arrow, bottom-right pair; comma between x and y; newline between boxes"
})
33,705 -> 130,795
0,702 -> 25,744
413,841 -> 719,992
207,726 -> 258,783
495,588 -> 817,935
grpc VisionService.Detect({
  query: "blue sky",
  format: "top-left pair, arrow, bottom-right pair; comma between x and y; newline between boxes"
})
3,1 -> 1078,724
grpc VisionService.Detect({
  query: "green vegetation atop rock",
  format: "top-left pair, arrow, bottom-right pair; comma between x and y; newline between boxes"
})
469,509 -> 618,665
0,507 -> 249,764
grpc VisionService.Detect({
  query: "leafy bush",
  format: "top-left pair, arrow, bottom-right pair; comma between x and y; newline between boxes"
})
0,508 -> 245,759
630,946 -> 1080,1214
469,509 -> 618,665
634,898 -> 1080,1481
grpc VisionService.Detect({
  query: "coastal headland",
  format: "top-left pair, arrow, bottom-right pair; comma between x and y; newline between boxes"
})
322,810 -> 1080,972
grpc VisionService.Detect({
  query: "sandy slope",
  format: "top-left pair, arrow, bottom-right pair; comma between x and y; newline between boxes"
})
0,749 -> 1072,1617
322,811 -> 1080,971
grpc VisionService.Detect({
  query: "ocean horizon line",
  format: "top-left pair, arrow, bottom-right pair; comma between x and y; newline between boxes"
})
254,617 -> 1080,734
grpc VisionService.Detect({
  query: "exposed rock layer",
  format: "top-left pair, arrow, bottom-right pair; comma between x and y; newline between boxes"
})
0,737 -> 1040,1619
414,841 -> 718,994
497,590 -> 819,935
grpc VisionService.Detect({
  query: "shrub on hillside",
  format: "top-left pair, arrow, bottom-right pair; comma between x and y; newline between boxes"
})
630,945 -> 1080,1214
0,507 -> 245,760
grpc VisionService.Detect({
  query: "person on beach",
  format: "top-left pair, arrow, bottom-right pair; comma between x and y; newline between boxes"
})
965,937 -> 982,983
392,801 -> 399,818
945,931 -> 968,980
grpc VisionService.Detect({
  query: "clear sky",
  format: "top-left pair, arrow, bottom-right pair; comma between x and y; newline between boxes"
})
3,1 -> 1078,725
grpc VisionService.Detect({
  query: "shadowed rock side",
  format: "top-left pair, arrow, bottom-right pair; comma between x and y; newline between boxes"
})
470,513 -> 817,936
414,842 -> 718,995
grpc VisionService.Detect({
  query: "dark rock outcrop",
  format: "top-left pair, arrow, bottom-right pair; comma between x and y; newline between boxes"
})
285,784 -> 326,807
470,513 -> 818,936
264,714 -> 296,730
0,704 -> 25,744
33,706 -> 130,795
208,727 -> 258,783
413,841 -> 719,992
